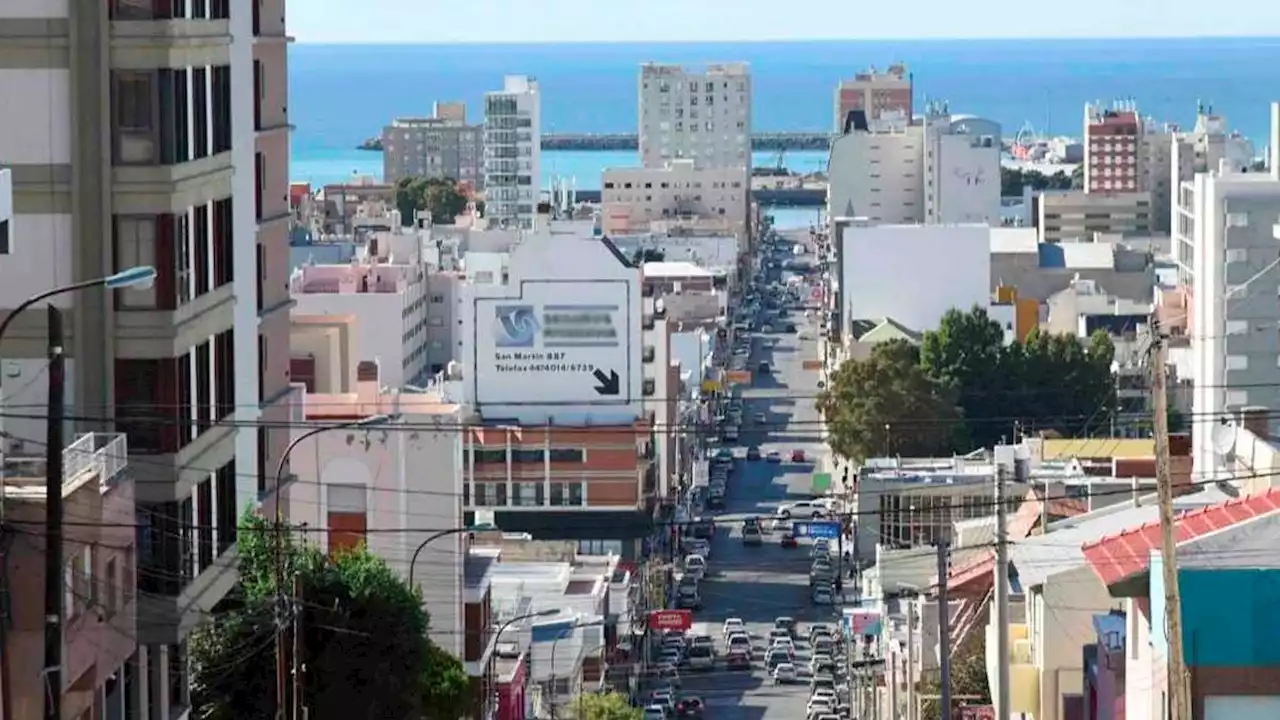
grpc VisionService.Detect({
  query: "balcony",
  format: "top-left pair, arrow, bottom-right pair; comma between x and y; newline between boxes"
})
1,433 -> 130,499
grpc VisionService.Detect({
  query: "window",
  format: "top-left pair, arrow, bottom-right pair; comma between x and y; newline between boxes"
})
114,71 -> 156,164
254,152 -> 265,220
1226,355 -> 1249,371
193,204 -> 210,296
212,197 -> 234,287
116,358 -> 179,454
211,66 -> 232,154
326,485 -> 368,554
214,329 -> 235,419
215,460 -> 237,554
1226,320 -> 1249,335
196,478 -> 213,572
1226,212 -> 1249,228
512,482 -> 543,507
192,67 -> 209,160
195,342 -> 211,433
158,69 -> 190,165
114,216 -> 158,308
104,557 -> 119,618
548,448 -> 585,463
1226,248 -> 1248,264
0,219 -> 9,254
173,213 -> 192,306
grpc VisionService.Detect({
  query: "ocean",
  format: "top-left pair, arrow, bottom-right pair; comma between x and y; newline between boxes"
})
289,37 -> 1280,206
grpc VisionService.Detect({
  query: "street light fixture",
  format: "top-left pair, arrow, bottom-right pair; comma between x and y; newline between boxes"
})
408,525 -> 483,588
491,609 -> 559,719
271,413 -> 393,521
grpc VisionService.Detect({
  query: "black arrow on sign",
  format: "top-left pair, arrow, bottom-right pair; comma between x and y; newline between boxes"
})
592,368 -> 621,396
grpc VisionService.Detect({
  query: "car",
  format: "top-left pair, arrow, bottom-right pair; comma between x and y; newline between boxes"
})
811,687 -> 838,703
785,323 -> 797,333
780,533 -> 799,548
812,638 -> 837,659
743,525 -> 763,546
765,647 -> 791,670
766,451 -> 782,463
652,664 -> 682,688
726,633 -> 752,653
770,639 -> 796,661
746,446 -> 762,461
706,492 -> 725,510
775,616 -> 798,635
758,361 -> 771,374
677,586 -> 703,610
726,648 -> 752,670
683,554 -> 707,579
810,657 -> 837,676
778,501 -> 827,519
722,618 -> 745,638
675,696 -> 706,718
685,644 -> 714,671
772,662 -> 799,684
761,323 -> 774,333
807,697 -> 836,718
642,705 -> 666,720
753,412 -> 768,424
812,587 -> 835,605
791,449 -> 807,463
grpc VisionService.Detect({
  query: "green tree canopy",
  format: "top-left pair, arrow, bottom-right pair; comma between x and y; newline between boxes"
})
190,513 -> 471,720
917,645 -> 991,720
818,339 -> 965,462
999,166 -> 1074,196
573,691 -> 644,720
394,176 -> 469,226
918,307 -> 1116,448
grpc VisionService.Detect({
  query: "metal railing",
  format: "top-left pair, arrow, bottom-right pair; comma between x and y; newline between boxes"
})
1,432 -> 129,496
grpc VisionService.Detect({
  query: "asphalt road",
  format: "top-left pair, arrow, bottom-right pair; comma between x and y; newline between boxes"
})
678,238 -> 839,718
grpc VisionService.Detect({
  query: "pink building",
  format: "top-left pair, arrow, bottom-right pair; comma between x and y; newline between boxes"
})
1083,611 -> 1127,720
1,434 -> 135,720
496,652 -> 530,720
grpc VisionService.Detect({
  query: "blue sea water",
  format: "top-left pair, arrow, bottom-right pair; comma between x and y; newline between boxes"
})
289,38 -> 1280,191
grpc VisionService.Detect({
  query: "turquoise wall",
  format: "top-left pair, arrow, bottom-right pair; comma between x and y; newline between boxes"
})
1150,559 -> 1280,666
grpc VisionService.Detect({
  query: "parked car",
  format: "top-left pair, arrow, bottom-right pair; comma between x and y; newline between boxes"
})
746,446 -> 762,461
743,525 -> 763,546
772,662 -> 798,684
780,533 -> 799,548
766,451 -> 782,463
791,449 -> 807,463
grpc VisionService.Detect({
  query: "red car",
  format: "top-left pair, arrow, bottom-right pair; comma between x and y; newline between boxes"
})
791,449 -> 806,463
780,533 -> 798,548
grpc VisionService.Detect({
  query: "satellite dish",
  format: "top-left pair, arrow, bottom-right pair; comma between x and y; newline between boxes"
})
1210,421 -> 1236,456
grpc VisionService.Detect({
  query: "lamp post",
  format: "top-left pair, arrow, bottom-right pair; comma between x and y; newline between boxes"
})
493,609 -> 557,720
407,526 -> 475,588
0,267 -> 156,720
270,413 -> 392,720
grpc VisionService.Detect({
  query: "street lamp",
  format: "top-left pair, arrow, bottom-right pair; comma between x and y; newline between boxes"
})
272,413 -> 393,523
492,609 -> 558,720
407,526 -> 477,588
0,266 -> 156,720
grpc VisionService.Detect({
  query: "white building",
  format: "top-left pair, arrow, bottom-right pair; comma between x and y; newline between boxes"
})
608,231 -> 740,274
459,225 -> 644,424
290,255 -> 430,388
601,161 -> 750,235
831,221 -> 992,339
1184,102 -> 1280,480
828,107 -> 1001,226
638,62 -> 751,170
484,75 -> 542,229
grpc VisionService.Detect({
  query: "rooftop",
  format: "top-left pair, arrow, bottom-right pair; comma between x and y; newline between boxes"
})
643,260 -> 715,279
464,553 -> 497,591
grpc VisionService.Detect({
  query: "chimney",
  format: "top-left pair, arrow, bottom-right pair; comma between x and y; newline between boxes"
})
355,360 -> 380,406
1239,405 -> 1270,439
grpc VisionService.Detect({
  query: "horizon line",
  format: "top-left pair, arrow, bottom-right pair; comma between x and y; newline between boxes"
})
289,34 -> 1280,46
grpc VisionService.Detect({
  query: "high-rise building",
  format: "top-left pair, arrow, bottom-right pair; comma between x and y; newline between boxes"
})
1083,102 -> 1142,193
483,75 -> 541,229
0,2 -> 292,714
638,63 -> 751,170
381,102 -> 485,188
833,63 -> 913,133
1183,103 -> 1280,480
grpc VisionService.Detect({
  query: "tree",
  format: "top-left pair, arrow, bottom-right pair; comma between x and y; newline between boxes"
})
394,176 -> 468,225
917,645 -> 990,720
572,691 -> 644,720
190,514 -> 471,720
999,167 -> 1073,196
919,307 -> 1117,448
818,339 -> 965,462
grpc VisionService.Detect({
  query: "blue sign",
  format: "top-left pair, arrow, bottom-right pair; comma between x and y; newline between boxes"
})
792,521 -> 841,540
531,619 -> 576,643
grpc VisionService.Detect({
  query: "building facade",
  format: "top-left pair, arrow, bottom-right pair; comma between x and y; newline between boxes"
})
1036,190 -> 1154,243
601,161 -> 749,235
1181,106 -> 1280,477
484,76 -> 541,229
1084,103 -> 1142,193
0,2 -> 292,714
833,64 -> 912,133
638,63 -> 751,170
381,103 -> 485,188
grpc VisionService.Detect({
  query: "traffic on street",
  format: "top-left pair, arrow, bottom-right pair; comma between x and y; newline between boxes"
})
640,223 -> 853,719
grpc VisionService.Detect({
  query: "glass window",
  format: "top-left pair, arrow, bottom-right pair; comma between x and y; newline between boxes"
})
568,482 -> 584,507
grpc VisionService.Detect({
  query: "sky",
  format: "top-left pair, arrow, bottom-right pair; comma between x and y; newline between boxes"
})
288,0 -> 1280,44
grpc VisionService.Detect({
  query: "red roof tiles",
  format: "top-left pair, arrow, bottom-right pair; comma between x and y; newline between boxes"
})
1082,488 -> 1280,586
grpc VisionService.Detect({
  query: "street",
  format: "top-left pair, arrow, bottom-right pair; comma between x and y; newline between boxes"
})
677,230 -> 838,718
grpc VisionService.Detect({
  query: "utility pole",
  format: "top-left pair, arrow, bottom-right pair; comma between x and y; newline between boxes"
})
1151,319 -> 1192,720
42,306 -> 66,720
937,540 -> 953,720
906,599 -> 916,720
292,573 -> 305,720
275,529 -> 289,719
889,653 -> 898,720
993,459 -> 1011,720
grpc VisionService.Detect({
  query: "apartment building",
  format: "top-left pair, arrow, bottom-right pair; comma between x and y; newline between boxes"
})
1084,102 -> 1142,193
484,76 -> 541,229
381,102 -> 485,187
638,63 -> 752,170
828,107 -> 1001,226
290,258 -> 429,388
833,63 -> 913,133
1160,106 -> 1255,233
1183,103 -> 1280,478
0,3 -> 292,715
1035,189 -> 1154,242
2,434 -> 134,720
601,161 -> 750,235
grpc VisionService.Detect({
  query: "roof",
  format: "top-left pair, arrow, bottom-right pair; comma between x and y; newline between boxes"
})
642,260 -> 713,278
849,317 -> 921,343
1009,503 -> 1162,589
1040,437 -> 1155,460
990,228 -> 1039,255
1082,487 -> 1280,586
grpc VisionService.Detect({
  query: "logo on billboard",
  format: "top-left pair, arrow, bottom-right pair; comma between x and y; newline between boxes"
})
493,305 -> 541,348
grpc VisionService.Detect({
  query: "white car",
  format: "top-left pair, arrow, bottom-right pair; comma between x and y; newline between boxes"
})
807,697 -> 835,717
743,525 -> 764,546
723,618 -> 745,638
770,638 -> 796,660
772,662 -> 798,684
643,706 -> 666,720
778,501 -> 828,519
683,553 -> 707,579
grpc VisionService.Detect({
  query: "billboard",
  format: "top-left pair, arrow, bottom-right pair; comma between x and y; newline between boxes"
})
792,521 -> 841,539
473,280 -> 633,406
